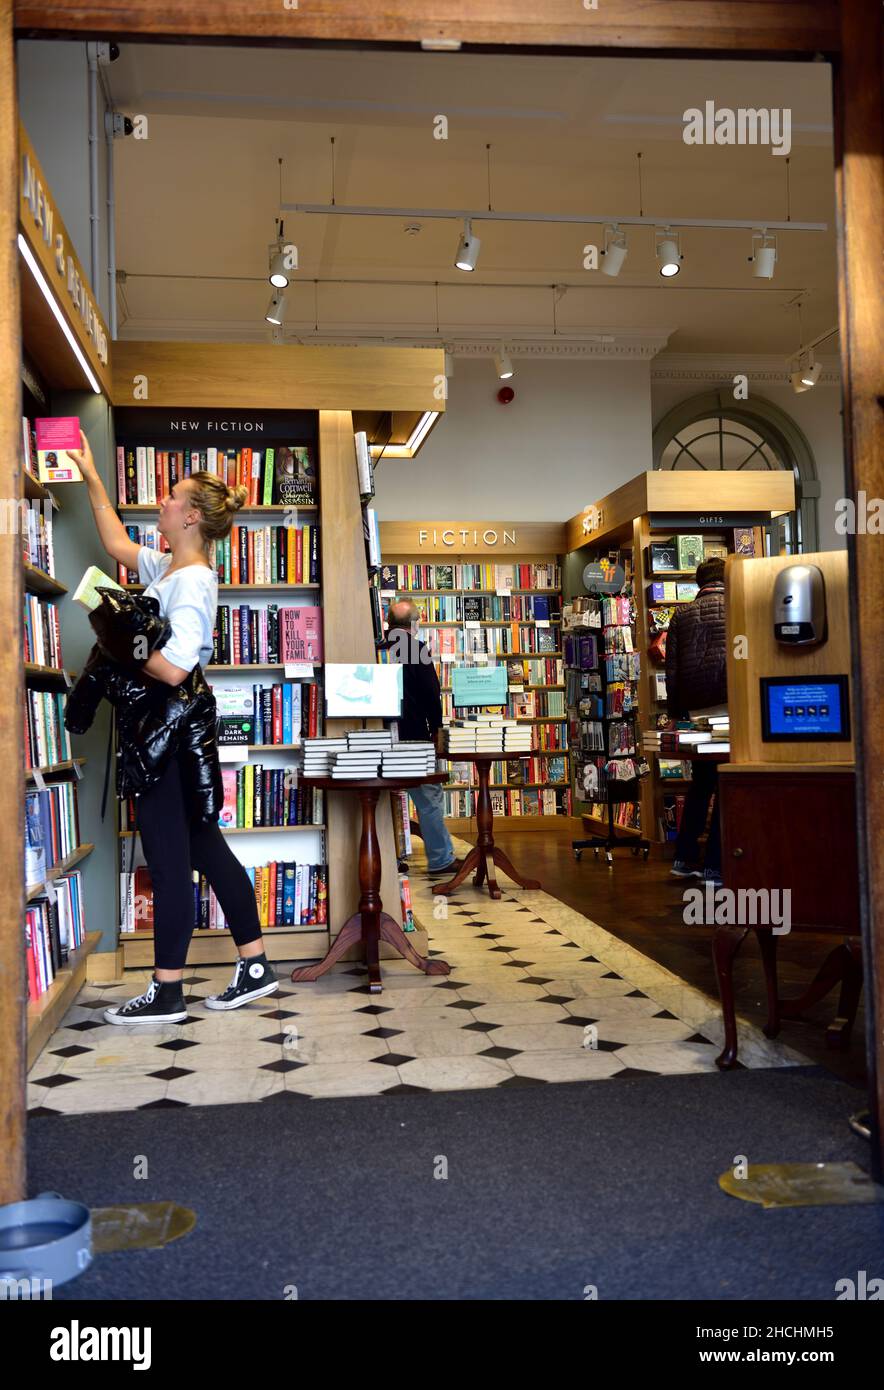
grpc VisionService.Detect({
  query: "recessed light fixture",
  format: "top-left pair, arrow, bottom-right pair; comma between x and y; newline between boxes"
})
265,291 -> 287,326
656,228 -> 682,277
600,224 -> 628,277
494,346 -> 514,380
454,218 -> 481,272
750,230 -> 777,279
404,223 -> 422,236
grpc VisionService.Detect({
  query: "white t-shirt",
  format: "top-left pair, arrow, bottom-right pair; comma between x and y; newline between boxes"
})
137,546 -> 218,674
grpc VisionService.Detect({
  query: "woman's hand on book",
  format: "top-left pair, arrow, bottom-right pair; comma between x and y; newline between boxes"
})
66,429 -> 98,480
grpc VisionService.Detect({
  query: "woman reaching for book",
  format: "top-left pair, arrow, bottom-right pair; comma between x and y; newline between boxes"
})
67,430 -> 280,1023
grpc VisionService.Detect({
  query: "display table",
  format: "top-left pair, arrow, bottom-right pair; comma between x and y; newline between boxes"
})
292,773 -> 451,994
435,753 -> 542,901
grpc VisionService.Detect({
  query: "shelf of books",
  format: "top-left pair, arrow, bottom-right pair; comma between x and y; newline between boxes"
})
563,550 -> 647,844
112,408 -> 329,965
21,400 -> 99,1059
378,555 -> 571,827
637,521 -> 761,846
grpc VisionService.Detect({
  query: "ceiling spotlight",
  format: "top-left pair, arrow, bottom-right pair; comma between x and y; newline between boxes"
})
494,346 -> 514,380
800,355 -> 822,388
265,291 -> 287,326
600,224 -> 628,278
454,218 -> 481,272
268,245 -> 290,288
750,230 -> 777,279
656,228 -> 682,277
790,350 -> 821,393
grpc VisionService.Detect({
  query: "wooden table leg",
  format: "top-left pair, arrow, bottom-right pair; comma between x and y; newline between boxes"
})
292,785 -> 452,993
434,844 -> 481,897
755,929 -> 781,1039
491,845 -> 541,892
378,912 -> 450,977
712,924 -> 750,1069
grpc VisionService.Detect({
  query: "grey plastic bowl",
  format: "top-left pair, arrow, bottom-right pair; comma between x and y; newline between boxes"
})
0,1191 -> 92,1291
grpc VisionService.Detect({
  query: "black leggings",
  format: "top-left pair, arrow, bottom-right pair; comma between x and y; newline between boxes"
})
136,750 -> 262,970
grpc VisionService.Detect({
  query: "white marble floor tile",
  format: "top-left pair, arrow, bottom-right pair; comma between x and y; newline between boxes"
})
486,1023 -> 599,1053
164,1069 -> 286,1105
42,1076 -> 170,1113
283,1062 -> 395,1099
508,1051 -> 623,1082
382,1026 -> 490,1059
396,1055 -> 514,1091
472,1000 -> 572,1026
613,1041 -> 720,1074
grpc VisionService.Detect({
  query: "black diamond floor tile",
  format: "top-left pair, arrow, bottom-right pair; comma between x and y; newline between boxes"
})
446,999 -> 482,1010
530,918 -> 547,924
363,1027 -> 404,1039
76,999 -> 115,1011
260,1058 -> 306,1073
557,1015 -> 598,1028
522,977 -> 552,986
260,1032 -> 297,1045
355,1005 -> 392,1015
685,1032 -> 713,1044
435,980 -> 467,991
64,1020 -> 105,1033
541,994 -> 575,1006
148,1066 -> 195,1082
381,1083 -> 432,1095
371,1053 -> 414,1067
461,1021 -> 499,1033
601,971 -> 622,980
613,1066 -> 659,1077
32,1073 -> 79,1088
625,990 -> 648,999
49,1044 -> 92,1058
478,933 -> 504,940
183,975 -> 211,986
260,1008 -> 299,1020
497,1074 -> 546,1087
653,1009 -> 679,1020
27,1106 -> 61,1118
591,1039 -> 623,1052
139,1097 -> 190,1109
156,1038 -> 200,1052
581,955 -> 600,963
478,1045 -> 520,1060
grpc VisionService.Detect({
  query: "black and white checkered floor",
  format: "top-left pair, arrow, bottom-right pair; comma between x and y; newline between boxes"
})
28,845 -> 806,1114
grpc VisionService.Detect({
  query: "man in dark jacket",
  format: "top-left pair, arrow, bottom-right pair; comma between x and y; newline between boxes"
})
383,600 -> 457,878
664,557 -> 727,884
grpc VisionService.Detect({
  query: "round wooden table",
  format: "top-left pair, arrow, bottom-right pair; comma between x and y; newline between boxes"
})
434,753 -> 542,901
292,773 -> 451,994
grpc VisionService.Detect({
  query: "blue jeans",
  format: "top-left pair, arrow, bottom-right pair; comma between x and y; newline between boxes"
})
409,782 -> 455,870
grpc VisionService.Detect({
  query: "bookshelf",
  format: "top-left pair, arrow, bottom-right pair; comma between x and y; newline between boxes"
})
563,471 -> 796,847
378,553 -> 571,828
21,397 -> 99,1055
112,407 -> 329,963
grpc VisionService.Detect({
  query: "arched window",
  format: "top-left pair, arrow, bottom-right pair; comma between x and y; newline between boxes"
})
652,390 -> 820,553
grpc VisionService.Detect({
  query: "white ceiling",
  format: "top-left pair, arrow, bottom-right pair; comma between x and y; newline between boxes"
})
107,45 -> 838,358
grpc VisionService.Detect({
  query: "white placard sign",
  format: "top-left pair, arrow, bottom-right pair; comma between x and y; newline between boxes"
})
284,663 -> 313,679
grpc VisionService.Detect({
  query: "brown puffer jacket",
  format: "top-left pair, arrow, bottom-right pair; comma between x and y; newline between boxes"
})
665,581 -> 727,716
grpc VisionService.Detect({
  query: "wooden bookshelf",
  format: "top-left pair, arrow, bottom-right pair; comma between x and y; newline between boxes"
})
26,930 -> 102,1070
26,757 -> 86,784
120,926 -> 330,969
120,824 -> 325,837
26,843 -> 95,903
23,563 -> 67,597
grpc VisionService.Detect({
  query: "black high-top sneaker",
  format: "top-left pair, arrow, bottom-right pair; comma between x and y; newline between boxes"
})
204,955 -> 279,1011
104,976 -> 187,1025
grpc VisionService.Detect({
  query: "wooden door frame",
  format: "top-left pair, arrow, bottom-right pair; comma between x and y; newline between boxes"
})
2,4 -> 881,1208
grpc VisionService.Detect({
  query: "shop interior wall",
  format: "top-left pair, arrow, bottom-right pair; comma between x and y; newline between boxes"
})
650,374 -> 846,552
373,356 -> 654,522
16,40 -> 112,323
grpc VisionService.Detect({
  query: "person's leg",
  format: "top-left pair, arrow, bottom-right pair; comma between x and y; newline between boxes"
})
672,768 -> 714,871
105,756 -> 194,1023
702,766 -> 722,874
188,820 -> 279,1009
409,782 -> 455,872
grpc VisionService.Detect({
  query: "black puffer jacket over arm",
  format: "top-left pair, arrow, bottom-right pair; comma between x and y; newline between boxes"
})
64,588 -> 223,825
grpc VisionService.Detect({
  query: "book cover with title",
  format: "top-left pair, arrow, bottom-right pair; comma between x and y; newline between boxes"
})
35,417 -> 82,483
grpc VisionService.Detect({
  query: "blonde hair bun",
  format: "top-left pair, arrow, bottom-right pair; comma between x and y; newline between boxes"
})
227,484 -> 249,512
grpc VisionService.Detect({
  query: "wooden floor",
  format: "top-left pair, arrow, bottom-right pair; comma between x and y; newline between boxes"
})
476,821 -> 869,1087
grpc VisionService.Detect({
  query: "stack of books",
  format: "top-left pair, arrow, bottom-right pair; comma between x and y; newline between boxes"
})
690,708 -> 731,754
380,742 -> 436,779
503,724 -> 533,754
329,729 -> 395,780
303,737 -> 348,777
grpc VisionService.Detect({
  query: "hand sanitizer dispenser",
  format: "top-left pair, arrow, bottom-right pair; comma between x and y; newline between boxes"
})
773,564 -> 827,646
